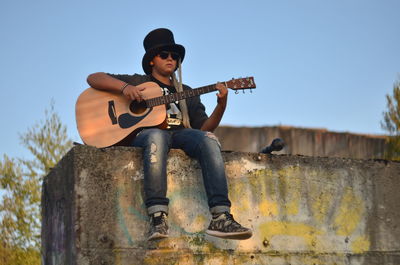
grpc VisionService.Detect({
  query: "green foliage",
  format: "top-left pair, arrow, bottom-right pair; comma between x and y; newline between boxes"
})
381,80 -> 400,160
0,103 -> 72,264
0,245 -> 40,265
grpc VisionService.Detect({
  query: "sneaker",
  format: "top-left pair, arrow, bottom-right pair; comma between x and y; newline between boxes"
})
148,211 -> 169,241
205,212 -> 252,240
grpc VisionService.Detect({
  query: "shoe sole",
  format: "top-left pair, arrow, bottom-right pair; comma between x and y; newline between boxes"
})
205,229 -> 253,240
148,232 -> 169,241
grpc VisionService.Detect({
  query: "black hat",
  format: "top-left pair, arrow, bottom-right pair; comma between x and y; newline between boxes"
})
142,28 -> 185,75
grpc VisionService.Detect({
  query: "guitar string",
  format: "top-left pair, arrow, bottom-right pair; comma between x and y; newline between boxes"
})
146,84 -> 217,107
144,78 -> 255,108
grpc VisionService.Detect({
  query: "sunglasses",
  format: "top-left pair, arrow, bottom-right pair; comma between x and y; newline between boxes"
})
157,51 -> 180,61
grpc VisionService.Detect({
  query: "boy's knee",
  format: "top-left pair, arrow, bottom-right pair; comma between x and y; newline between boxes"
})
203,132 -> 221,148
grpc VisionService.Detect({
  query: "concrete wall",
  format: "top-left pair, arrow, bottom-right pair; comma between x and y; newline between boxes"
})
42,145 -> 400,265
214,126 -> 387,159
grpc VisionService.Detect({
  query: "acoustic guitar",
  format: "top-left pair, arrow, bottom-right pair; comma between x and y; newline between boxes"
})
75,77 -> 256,148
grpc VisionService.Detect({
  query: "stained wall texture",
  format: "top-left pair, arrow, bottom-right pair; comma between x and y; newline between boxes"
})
42,145 -> 400,265
214,126 -> 386,159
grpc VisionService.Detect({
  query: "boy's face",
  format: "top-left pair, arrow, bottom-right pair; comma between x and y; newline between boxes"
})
150,51 -> 179,76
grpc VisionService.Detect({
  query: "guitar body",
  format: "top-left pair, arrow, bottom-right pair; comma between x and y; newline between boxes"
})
75,82 -> 166,148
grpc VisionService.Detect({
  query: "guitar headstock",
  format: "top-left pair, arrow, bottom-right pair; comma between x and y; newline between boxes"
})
225,77 -> 256,91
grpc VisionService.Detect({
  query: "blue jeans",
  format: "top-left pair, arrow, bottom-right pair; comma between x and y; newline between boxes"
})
131,128 -> 231,215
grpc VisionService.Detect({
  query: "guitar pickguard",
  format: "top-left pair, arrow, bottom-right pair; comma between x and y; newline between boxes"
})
117,108 -> 154,129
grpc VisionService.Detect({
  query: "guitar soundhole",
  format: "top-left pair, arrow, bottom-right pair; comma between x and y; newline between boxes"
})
129,100 -> 148,115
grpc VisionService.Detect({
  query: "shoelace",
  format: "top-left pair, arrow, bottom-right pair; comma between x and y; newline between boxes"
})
152,213 -> 167,226
223,212 -> 242,228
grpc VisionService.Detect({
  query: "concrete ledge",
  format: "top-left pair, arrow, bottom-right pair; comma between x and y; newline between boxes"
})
42,145 -> 400,265
214,126 -> 386,159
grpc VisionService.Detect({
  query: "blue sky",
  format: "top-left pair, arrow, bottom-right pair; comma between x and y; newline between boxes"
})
0,0 -> 399,158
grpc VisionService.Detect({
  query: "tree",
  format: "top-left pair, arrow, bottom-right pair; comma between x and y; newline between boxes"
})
0,103 -> 73,265
381,79 -> 400,160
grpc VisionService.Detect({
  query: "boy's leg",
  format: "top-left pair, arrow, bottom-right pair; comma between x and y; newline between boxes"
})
171,129 -> 252,240
171,128 -> 231,211
132,128 -> 171,240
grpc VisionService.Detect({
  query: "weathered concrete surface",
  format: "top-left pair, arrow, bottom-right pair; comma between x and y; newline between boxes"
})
214,126 -> 387,159
42,145 -> 400,265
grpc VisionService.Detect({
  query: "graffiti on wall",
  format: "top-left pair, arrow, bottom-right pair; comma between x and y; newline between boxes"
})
113,156 -> 370,263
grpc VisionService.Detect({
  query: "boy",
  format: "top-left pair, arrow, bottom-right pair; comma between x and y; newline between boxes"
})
87,28 -> 252,241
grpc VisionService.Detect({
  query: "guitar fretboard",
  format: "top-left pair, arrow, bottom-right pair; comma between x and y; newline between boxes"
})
145,84 -> 217,107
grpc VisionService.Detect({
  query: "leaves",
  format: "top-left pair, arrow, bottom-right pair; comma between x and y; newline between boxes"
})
381,80 -> 400,160
0,102 -> 72,263
0,245 -> 40,265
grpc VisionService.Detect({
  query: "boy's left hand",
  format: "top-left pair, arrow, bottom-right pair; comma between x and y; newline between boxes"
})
216,82 -> 228,106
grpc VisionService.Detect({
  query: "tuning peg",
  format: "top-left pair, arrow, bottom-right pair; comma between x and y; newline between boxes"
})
242,89 -> 245,94
250,89 -> 253,93
235,90 -> 239,94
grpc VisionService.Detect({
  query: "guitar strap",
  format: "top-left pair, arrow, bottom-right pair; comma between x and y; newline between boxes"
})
172,59 -> 191,128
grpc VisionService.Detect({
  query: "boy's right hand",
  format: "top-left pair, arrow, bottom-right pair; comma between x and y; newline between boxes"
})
123,85 -> 146,102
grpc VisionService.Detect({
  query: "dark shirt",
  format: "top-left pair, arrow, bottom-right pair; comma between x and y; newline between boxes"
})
106,73 -> 208,130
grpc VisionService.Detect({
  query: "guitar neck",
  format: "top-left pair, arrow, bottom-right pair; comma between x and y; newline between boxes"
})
145,84 -> 218,107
